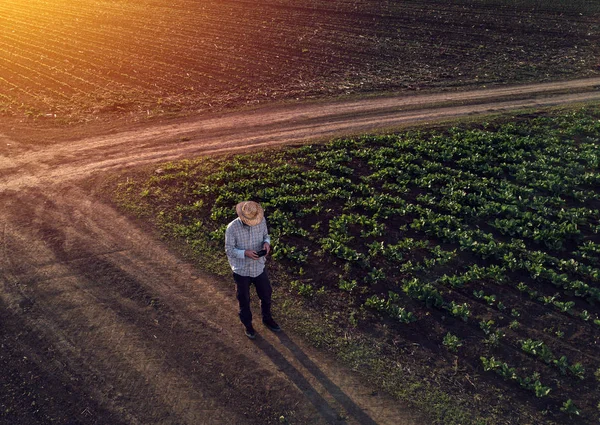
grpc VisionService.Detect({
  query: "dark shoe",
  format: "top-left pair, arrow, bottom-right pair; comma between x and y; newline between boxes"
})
263,319 -> 281,332
244,325 -> 257,339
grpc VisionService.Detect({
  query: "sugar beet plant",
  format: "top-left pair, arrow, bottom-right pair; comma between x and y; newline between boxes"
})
116,107 -> 600,422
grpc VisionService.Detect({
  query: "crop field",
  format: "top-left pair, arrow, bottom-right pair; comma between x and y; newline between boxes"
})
113,107 -> 600,424
1,0 -> 598,124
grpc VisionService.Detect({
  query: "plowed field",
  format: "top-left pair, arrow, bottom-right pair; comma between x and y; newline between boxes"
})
0,0 -> 598,124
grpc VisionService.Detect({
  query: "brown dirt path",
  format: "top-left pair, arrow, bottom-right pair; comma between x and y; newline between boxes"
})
1,79 -> 600,425
3,77 -> 600,191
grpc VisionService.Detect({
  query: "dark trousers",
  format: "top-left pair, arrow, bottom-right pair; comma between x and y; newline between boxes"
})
233,271 -> 273,328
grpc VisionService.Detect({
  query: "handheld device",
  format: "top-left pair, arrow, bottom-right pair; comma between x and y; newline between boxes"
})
256,249 -> 267,257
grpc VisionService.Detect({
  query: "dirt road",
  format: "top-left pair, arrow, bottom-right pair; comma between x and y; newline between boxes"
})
1,79 -> 600,425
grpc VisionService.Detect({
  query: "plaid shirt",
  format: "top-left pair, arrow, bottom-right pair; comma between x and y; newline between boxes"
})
225,217 -> 271,277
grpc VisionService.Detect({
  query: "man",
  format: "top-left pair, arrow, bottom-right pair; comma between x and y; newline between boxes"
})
225,200 -> 281,339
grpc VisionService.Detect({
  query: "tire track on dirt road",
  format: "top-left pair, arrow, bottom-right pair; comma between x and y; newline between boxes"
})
2,77 -> 600,192
1,79 -> 600,425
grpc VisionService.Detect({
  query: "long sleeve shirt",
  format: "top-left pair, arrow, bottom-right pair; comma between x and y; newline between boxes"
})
225,217 -> 271,277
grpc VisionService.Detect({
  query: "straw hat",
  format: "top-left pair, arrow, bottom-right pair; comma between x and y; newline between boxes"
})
236,201 -> 264,226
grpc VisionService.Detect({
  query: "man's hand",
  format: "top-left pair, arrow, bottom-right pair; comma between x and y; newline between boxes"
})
245,250 -> 259,260
245,243 -> 270,260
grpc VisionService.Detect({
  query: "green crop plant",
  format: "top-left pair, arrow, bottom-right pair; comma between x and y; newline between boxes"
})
480,356 -> 502,372
272,242 -> 308,264
521,339 -> 554,364
439,274 -> 466,288
484,294 -> 497,306
484,330 -> 504,348
553,300 -> 575,314
364,292 -> 416,324
553,356 -> 570,375
479,320 -> 495,336
532,380 -> 552,398
365,267 -> 386,284
519,372 -> 551,398
338,277 -> 358,293
402,278 -> 444,308
480,357 -> 520,384
568,363 -> 586,380
442,332 -> 463,352
290,280 -> 315,298
448,301 -> 471,322
560,399 -> 581,417
498,363 -> 518,381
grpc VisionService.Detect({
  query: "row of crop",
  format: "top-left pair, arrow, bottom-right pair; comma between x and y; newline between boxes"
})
404,160 -> 597,250
575,241 -> 600,265
481,356 -> 552,398
363,275 -> 595,405
480,355 -> 584,417
367,124 -> 599,191
364,272 -> 595,384
408,206 -> 600,306
520,339 -> 585,379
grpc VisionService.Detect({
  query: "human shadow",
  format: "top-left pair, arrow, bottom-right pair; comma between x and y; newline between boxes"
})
254,334 -> 346,424
276,332 -> 379,425
255,331 -> 378,425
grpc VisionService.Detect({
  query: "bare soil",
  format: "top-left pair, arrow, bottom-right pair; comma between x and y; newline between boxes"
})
1,0 -> 598,125
1,80 -> 600,424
